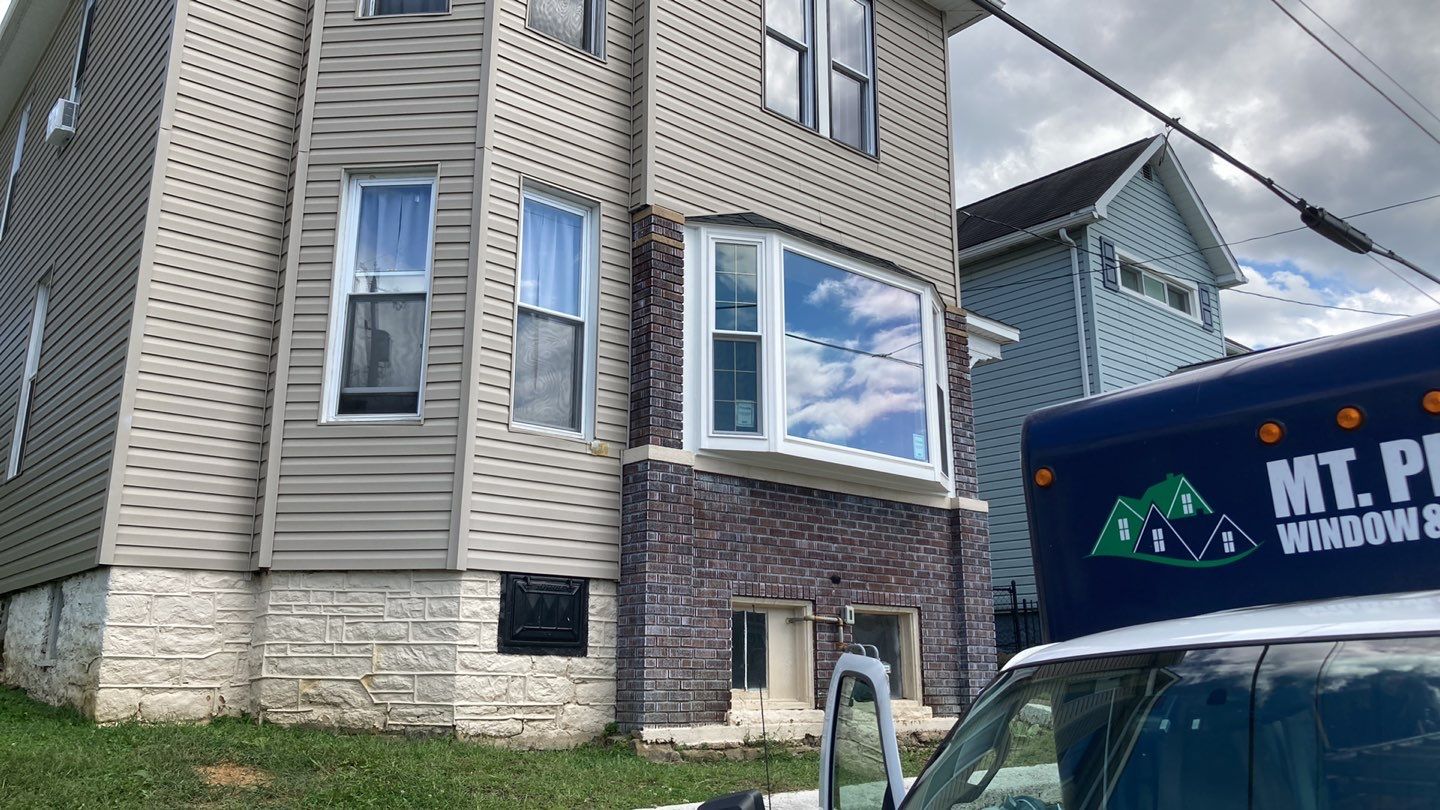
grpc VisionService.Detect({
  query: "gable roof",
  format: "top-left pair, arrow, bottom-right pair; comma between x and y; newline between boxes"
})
956,137 -> 1154,253
956,135 -> 1246,288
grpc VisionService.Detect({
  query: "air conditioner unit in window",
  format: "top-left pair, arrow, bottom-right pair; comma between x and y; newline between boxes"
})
44,98 -> 78,146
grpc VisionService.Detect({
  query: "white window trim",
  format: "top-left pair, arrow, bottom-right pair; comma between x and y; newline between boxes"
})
507,183 -> 601,443
731,597 -> 815,709
1116,250 -> 1200,322
687,225 -> 950,492
525,0 -> 608,59
849,604 -> 921,703
356,0 -> 452,18
321,170 -> 438,424
10,283 -> 48,480
69,0 -> 98,102
763,0 -> 878,155
0,105 -> 29,242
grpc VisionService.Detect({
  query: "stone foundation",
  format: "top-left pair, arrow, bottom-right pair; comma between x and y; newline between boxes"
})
2,567 -> 618,747
0,570 -> 107,713
252,570 -> 616,747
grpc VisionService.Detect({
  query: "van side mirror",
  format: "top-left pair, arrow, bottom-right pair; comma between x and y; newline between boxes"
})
820,653 -> 907,810
697,789 -> 766,810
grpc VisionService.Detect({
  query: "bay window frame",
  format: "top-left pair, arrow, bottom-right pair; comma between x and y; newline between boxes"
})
507,183 -> 601,442
322,170 -> 439,424
690,225 -> 950,491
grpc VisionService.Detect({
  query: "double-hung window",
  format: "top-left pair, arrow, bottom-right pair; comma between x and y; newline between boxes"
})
0,105 -> 29,242
692,226 -> 949,490
70,0 -> 99,104
528,0 -> 605,57
359,0 -> 450,16
325,172 -> 437,420
764,0 -> 877,155
10,283 -> 48,480
511,187 -> 598,437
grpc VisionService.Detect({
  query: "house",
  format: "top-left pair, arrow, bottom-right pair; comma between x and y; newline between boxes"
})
957,136 -> 1246,638
0,0 -> 999,745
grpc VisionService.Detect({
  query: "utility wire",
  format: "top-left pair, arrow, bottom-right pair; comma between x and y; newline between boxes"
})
957,208 -> 1419,318
1267,0 -> 1440,147
1292,0 -> 1440,126
966,0 -> 1438,288
1366,253 -> 1440,307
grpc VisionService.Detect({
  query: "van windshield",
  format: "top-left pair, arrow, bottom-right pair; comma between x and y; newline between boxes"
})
902,636 -> 1440,810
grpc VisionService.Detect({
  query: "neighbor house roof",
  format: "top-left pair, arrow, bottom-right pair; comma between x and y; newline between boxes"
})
956,135 -> 1246,288
955,138 -> 1153,253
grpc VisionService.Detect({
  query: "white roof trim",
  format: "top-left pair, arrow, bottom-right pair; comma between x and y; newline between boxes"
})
964,312 -> 1020,345
956,206 -> 1100,266
1004,590 -> 1440,670
0,0 -> 68,128
1091,134 -> 1167,216
1154,146 -> 1247,288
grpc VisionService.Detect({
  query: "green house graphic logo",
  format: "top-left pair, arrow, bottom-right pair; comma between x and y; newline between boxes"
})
1091,474 -> 1259,568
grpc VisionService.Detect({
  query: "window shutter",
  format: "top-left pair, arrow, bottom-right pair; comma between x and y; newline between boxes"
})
1199,285 -> 1216,331
1100,237 -> 1119,291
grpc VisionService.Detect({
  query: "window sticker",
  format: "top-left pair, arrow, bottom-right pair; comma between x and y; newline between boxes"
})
736,402 -> 756,430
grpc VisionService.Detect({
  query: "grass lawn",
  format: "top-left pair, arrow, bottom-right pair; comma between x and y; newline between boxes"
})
0,688 -> 938,809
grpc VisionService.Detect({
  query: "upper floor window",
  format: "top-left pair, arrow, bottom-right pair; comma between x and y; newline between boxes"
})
511,186 -> 599,438
70,0 -> 99,103
764,0 -> 877,155
0,105 -> 30,242
1120,258 -> 1196,318
528,0 -> 605,57
690,226 -> 949,490
10,282 -> 49,479
360,0 -> 450,16
324,172 -> 437,421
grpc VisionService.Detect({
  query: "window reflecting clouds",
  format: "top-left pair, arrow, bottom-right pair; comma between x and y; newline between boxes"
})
782,251 -> 927,460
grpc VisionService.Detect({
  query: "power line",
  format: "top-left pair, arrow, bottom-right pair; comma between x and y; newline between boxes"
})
1366,253 -> 1440,307
1292,0 -> 1440,127
1266,0 -> 1440,148
966,0 -> 1437,288
1225,287 -> 1411,317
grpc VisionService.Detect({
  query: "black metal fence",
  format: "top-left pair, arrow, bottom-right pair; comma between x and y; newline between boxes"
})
993,580 -> 1043,656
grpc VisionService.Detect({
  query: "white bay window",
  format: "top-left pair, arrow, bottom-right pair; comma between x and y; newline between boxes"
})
324,172 -> 437,421
690,226 -> 950,491
510,186 -> 599,438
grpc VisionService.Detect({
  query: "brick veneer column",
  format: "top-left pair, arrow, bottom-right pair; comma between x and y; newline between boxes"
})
946,308 -> 998,704
617,206 -> 698,730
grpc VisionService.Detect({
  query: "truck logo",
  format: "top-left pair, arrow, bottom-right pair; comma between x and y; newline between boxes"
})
1091,474 -> 1260,568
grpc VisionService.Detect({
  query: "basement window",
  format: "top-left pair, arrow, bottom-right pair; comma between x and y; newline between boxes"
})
731,599 -> 813,706
850,606 -> 920,700
499,574 -> 589,655
40,583 -> 63,663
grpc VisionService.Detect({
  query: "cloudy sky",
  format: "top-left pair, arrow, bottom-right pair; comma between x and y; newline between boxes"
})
949,0 -> 1440,348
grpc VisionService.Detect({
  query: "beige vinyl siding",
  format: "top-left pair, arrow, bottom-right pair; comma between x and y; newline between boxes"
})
466,0 -> 634,579
263,0 -> 484,571
0,0 -> 175,593
648,0 -> 955,297
108,0 -> 309,572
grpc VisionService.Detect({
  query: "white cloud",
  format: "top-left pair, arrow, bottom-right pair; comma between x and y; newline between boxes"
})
1220,265 -> 1431,349
950,0 -> 1440,347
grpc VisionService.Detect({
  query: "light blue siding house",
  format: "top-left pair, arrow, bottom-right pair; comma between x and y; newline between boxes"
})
957,136 -> 1246,642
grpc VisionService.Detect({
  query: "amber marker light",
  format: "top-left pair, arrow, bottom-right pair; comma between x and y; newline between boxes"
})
1034,467 -> 1055,488
1258,421 -> 1285,445
1425,390 -> 1440,415
1336,406 -> 1365,431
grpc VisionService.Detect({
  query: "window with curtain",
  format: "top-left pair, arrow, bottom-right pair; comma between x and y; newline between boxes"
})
512,190 -> 595,435
528,0 -> 604,56
363,0 -> 450,16
329,175 -> 436,419
765,0 -> 814,126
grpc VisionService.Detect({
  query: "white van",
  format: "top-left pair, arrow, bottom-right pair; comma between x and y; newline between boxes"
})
701,590 -> 1440,810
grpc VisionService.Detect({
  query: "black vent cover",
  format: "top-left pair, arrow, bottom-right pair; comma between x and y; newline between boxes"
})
499,574 -> 588,655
